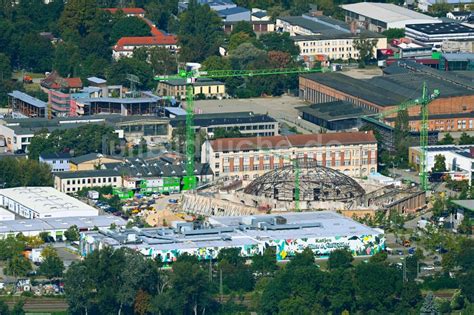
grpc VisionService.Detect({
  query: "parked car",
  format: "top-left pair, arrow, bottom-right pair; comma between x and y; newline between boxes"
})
168,199 -> 178,204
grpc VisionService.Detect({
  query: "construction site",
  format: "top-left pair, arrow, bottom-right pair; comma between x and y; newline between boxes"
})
180,164 -> 426,219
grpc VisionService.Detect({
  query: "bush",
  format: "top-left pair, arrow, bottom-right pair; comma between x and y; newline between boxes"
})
422,274 -> 458,291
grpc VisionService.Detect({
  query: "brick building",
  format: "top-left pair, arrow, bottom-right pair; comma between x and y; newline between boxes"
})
201,131 -> 378,180
299,62 -> 474,132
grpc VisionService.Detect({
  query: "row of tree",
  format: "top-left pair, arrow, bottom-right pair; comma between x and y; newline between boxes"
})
0,157 -> 53,187
28,124 -> 120,160
62,245 -> 435,315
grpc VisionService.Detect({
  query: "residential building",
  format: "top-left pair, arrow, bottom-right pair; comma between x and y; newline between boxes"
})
178,0 -> 236,12
0,215 -> 126,241
201,131 -> 378,180
157,78 -> 226,100
276,15 -> 387,61
217,6 -> 251,22
41,71 -> 83,93
103,7 -> 146,17
169,112 -> 278,137
8,91 -> 46,118
103,158 -> 214,193
112,35 -> 178,60
54,170 -> 123,193
0,115 -> 169,153
69,153 -> 123,171
418,0 -> 472,13
223,20 -> 275,34
299,61 -> 474,132
409,144 -> 474,183
0,187 -> 98,219
39,152 -> 72,172
342,2 -> 440,32
80,211 -> 384,261
405,23 -> 474,47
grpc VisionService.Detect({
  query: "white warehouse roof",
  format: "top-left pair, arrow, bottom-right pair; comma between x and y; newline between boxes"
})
342,3 -> 439,25
0,187 -> 98,218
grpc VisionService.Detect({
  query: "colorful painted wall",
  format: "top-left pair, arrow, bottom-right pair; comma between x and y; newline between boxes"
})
81,233 -> 385,263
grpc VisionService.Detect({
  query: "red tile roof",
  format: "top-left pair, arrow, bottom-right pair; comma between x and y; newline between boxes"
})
114,34 -> 177,51
103,8 -> 146,15
64,78 -> 83,89
210,131 -> 376,152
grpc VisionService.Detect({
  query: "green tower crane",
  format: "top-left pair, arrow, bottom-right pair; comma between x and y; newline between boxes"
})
363,82 -> 439,191
155,65 -> 326,191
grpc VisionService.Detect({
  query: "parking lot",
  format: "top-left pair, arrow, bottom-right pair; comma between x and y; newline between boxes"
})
194,95 -> 322,133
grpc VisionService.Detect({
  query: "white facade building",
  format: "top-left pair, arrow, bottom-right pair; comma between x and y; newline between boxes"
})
342,3 -> 440,32
0,187 -> 98,219
409,145 -> 474,183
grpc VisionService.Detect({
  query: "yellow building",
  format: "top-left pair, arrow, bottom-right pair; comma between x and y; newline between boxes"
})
69,153 -> 123,171
157,78 -> 226,100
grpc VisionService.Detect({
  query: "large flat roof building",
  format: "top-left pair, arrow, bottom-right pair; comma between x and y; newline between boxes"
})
0,187 -> 98,219
8,91 -> 46,118
80,211 -> 385,261
299,61 -> 474,132
0,215 -> 126,240
342,2 -> 440,32
170,111 -> 278,137
406,23 -> 474,47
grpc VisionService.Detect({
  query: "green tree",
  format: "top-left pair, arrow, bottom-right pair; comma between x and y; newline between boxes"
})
327,249 -> 353,270
64,263 -> 94,315
59,0 -> 99,37
10,300 -> 25,315
53,42 -> 81,77
259,32 -> 300,56
213,127 -> 243,139
39,246 -> 64,279
432,154 -> 447,172
459,132 -> 474,145
64,225 -> 80,242
429,3 -> 451,17
4,255 -> 32,278
393,109 -> 410,166
150,47 -> 178,75
106,57 -> 154,89
382,28 -> 405,41
420,291 -> 438,314
178,0 -> 224,62
252,247 -> 277,278
110,17 -> 150,43
0,300 -> 9,315
438,133 -> 454,145
18,33 -> 53,72
353,36 -> 378,68
231,21 -> 256,37
229,31 -> 256,51
0,236 -> 26,261
0,53 -> 12,80
145,0 -> 178,32
27,129 -> 52,161
369,251 -> 388,264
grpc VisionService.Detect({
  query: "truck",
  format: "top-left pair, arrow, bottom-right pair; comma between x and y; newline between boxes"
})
87,190 -> 99,200
22,75 -> 33,84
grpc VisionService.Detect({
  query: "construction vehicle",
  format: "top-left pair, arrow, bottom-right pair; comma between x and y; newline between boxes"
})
155,64 -> 327,191
363,83 -> 440,191
22,75 -> 33,84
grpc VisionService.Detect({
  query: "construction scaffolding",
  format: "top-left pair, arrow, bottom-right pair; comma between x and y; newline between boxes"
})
243,160 -> 365,202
